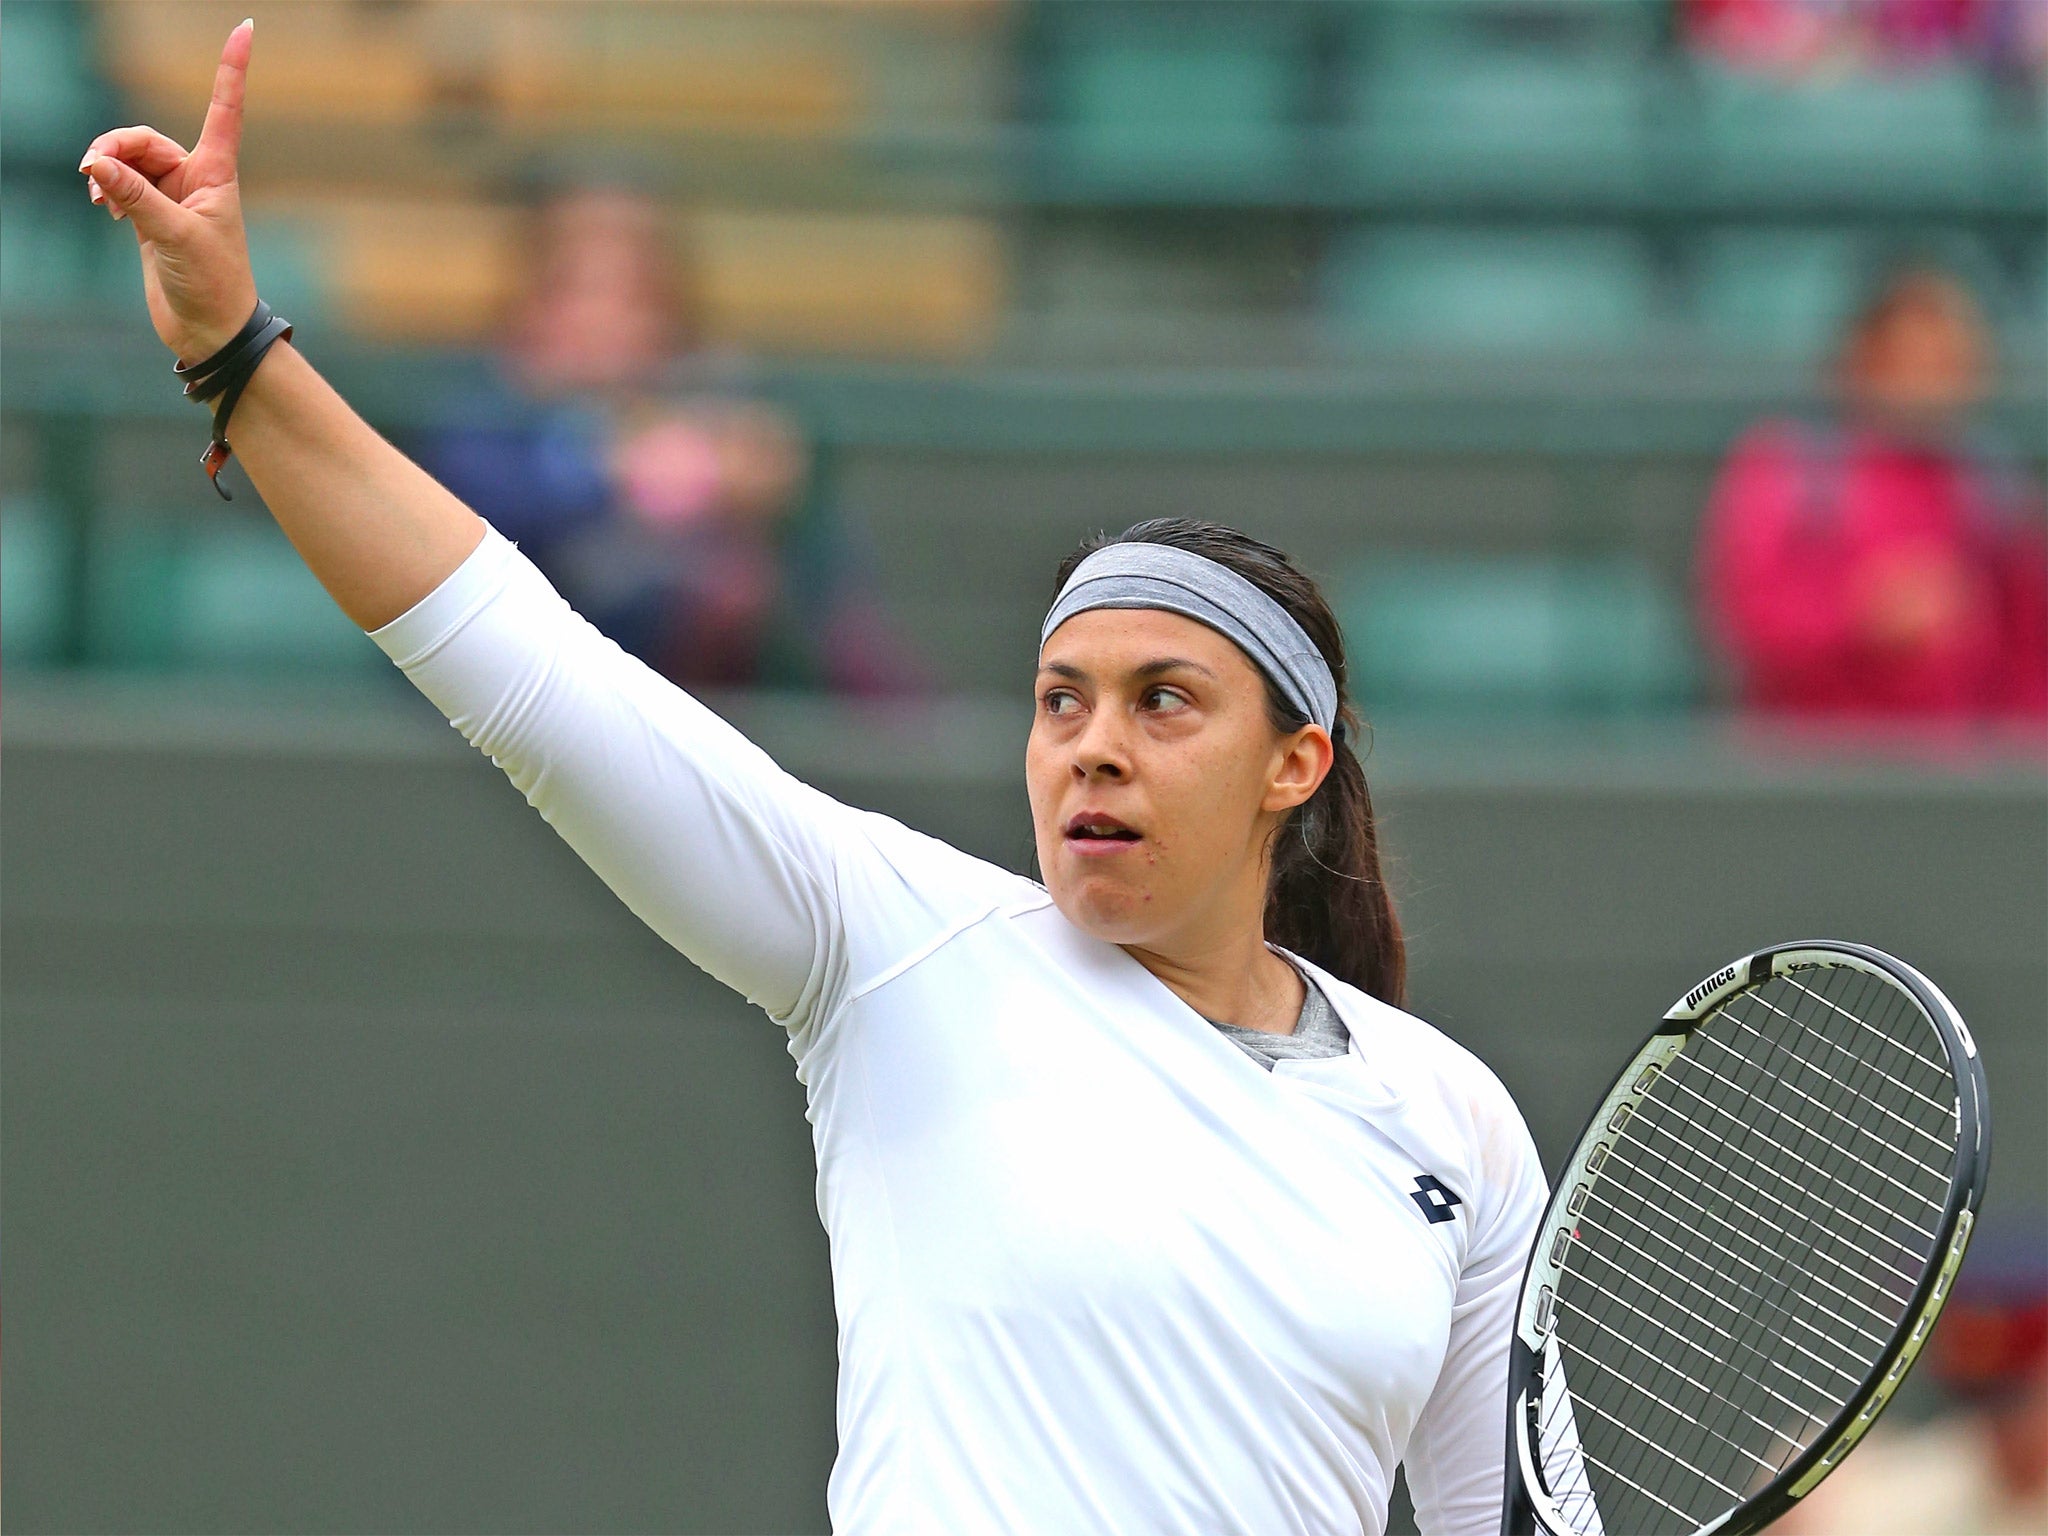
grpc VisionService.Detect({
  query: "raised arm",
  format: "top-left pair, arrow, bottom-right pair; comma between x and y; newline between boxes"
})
78,19 -> 1023,1035
80,19 -> 483,630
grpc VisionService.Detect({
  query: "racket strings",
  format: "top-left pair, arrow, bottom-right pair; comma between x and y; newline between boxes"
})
1611,1109 -> 1900,1336
1653,1061 -> 1937,1270
1720,995 -> 1953,1151
1539,964 -> 1958,1535
1565,1178 -> 1881,1374
1629,968 -> 1949,1509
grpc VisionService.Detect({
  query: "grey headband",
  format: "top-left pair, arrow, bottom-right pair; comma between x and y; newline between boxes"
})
1040,543 -> 1339,734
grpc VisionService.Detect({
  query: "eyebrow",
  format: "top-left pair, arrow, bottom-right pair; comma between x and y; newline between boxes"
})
1037,657 -> 1218,683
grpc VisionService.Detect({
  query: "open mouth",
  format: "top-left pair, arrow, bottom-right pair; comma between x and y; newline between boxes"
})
1065,813 -> 1142,845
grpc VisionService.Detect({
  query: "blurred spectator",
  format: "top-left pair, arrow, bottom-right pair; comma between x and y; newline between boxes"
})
1683,0 -> 2048,81
415,183 -> 924,695
1697,264 -> 2048,725
1771,1232 -> 2048,1536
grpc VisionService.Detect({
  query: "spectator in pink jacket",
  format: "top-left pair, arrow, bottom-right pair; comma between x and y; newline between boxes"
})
1698,264 -> 2048,726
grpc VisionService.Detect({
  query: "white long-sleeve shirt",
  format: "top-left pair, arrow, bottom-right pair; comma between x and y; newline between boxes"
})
367,525 -> 1550,1536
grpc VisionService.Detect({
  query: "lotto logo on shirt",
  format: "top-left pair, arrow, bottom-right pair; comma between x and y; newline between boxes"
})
1409,1175 -> 1463,1225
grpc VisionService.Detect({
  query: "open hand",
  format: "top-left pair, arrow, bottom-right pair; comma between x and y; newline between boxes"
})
79,18 -> 260,362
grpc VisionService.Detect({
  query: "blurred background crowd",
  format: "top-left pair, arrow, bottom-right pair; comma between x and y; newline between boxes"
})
2,3 -> 2042,1533
3,0 -> 2043,729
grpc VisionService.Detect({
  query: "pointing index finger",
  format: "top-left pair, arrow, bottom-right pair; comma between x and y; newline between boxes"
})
196,18 -> 253,169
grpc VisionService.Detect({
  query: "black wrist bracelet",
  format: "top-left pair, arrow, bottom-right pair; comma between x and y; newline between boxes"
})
174,298 -> 295,501
176,299 -> 274,384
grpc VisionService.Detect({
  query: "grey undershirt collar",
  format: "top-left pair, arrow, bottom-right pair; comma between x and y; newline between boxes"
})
1204,968 -> 1350,1071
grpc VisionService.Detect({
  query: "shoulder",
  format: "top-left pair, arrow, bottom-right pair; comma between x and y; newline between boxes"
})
833,808 -> 1047,950
1731,414 -> 1834,459
1715,415 -> 1841,488
1300,961 -> 1546,1217
1339,976 -> 1526,1127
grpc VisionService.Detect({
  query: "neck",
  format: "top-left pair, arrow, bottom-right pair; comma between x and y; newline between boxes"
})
1122,906 -> 1306,1035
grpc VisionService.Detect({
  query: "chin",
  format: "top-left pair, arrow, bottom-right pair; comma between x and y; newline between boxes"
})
1047,871 -> 1158,946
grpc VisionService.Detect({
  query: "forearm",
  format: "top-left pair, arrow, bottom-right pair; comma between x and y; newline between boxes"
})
227,338 -> 487,631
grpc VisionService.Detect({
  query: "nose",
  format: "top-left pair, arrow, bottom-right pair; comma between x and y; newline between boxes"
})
1070,707 -> 1130,781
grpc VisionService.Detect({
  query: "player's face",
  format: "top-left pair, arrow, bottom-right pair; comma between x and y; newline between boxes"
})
1028,608 -> 1326,952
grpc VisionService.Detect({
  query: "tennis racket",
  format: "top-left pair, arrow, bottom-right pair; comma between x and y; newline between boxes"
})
1500,940 -> 1990,1536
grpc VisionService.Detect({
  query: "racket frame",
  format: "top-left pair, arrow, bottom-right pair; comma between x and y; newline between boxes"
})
1500,940 -> 1990,1536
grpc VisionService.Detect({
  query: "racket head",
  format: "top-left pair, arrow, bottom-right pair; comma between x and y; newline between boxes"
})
1502,940 -> 1990,1536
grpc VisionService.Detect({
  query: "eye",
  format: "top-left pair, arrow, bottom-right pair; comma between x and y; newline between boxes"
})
1040,688 -> 1079,716
1141,686 -> 1189,712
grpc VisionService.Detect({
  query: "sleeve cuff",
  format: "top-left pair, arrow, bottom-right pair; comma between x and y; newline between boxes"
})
366,521 -> 521,670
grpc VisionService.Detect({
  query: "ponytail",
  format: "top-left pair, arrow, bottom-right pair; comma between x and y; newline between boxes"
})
1263,709 -> 1405,1008
1051,519 -> 1406,1007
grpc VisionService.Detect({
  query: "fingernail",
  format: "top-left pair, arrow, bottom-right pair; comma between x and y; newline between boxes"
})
86,157 -> 123,204
78,152 -> 92,172
241,16 -> 254,28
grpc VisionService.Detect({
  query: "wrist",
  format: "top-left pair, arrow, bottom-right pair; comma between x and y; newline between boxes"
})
177,295 -> 263,367
176,298 -> 296,501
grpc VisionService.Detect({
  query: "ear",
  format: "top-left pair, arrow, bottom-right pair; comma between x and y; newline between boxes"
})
1261,724 -> 1334,815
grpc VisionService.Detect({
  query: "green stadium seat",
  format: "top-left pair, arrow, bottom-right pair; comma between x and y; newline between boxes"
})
1337,3 -> 1652,197
1042,6 -> 1306,198
0,0 -> 105,168
2,495 -> 73,666
1323,226 -> 1657,352
86,514 -> 381,673
1691,228 -> 1865,357
1985,97 -> 2048,214
2021,236 -> 2048,361
1336,554 -> 1696,715
1695,65 -> 1990,202
0,184 -> 97,316
243,212 -> 332,332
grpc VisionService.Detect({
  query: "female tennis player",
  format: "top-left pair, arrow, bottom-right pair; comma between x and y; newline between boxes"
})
82,22 -> 1547,1535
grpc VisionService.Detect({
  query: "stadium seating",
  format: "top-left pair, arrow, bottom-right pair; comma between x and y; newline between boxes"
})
0,186 -> 100,317
246,195 -> 521,346
2,496 -> 72,665
0,0 -> 106,168
97,0 -> 433,128
1322,226 -> 1658,353
1694,65 -> 1992,203
1337,0 -> 1654,198
1335,553 -> 1696,715
7,0 -> 2039,708
489,2 -> 860,135
691,209 -> 1005,360
1039,5 -> 1306,198
234,191 -> 1001,356
1691,228 -> 1866,358
242,212 -> 331,334
84,512 -> 383,673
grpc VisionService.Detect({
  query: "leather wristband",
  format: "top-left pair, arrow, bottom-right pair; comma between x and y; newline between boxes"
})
174,298 -> 294,501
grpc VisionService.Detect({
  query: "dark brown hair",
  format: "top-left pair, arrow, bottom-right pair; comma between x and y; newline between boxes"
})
1050,519 -> 1406,1007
